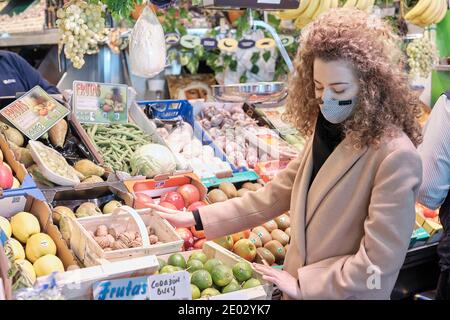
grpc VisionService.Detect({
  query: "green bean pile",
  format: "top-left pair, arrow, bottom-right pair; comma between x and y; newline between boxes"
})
83,123 -> 152,174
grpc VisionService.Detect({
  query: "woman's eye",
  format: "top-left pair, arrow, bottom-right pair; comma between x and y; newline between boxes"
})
333,89 -> 345,94
316,87 -> 324,91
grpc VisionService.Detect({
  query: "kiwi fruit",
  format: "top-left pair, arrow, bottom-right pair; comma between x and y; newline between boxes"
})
252,226 -> 272,245
262,220 -> 278,233
237,188 -> 250,197
264,240 -> 286,263
271,229 -> 290,246
255,247 -> 275,265
248,232 -> 262,248
275,214 -> 290,230
285,227 -> 291,238
219,182 -> 237,198
207,189 -> 228,203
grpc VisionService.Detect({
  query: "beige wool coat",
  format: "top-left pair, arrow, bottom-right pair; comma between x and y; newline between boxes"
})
199,130 -> 422,300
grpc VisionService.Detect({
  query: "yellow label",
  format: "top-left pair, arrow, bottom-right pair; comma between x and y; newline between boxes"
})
218,38 -> 238,52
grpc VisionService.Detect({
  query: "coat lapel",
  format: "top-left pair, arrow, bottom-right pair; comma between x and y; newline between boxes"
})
290,138 -> 313,267
306,137 -> 368,228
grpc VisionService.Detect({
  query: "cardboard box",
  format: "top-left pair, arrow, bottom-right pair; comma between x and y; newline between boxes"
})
124,173 -> 207,201
158,241 -> 273,300
35,255 -> 159,300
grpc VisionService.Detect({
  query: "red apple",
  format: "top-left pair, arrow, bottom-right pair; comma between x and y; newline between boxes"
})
191,225 -> 205,239
187,201 -> 207,212
133,193 -> 154,209
177,184 -> 201,207
231,230 -> 251,243
213,235 -> 234,251
176,228 -> 194,250
193,238 -> 207,250
160,192 -> 185,210
423,208 -> 438,219
233,239 -> 257,262
159,202 -> 177,210
0,162 -> 13,189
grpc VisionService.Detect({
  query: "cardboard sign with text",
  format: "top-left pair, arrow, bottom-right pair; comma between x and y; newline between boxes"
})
147,271 -> 191,300
0,86 -> 69,140
93,276 -> 149,300
73,81 -> 128,124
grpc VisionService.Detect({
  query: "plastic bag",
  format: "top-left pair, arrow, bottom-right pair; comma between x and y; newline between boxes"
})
14,274 -> 65,300
129,6 -> 167,78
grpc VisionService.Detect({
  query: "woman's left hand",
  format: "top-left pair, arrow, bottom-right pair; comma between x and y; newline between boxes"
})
252,263 -> 302,300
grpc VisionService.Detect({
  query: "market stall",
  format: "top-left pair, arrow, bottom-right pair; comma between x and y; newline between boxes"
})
0,0 -> 449,301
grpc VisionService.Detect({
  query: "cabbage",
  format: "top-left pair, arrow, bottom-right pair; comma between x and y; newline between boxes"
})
130,144 -> 177,178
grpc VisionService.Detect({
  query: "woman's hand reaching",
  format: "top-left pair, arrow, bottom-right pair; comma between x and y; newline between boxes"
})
147,203 -> 196,228
252,263 -> 302,300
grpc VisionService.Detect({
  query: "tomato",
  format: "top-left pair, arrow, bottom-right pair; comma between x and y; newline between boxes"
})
133,193 -> 154,209
423,208 -> 438,219
193,238 -> 207,250
187,201 -> 207,212
177,184 -> 201,207
160,192 -> 185,210
191,225 -> 205,239
176,228 -> 194,250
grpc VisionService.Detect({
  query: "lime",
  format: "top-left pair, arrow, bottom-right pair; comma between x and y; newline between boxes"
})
211,265 -> 234,287
222,279 -> 241,294
189,252 -> 208,264
168,253 -> 187,269
243,278 -> 261,289
157,258 -> 167,271
232,262 -> 253,282
201,288 -> 221,297
160,265 -> 177,274
204,258 -> 223,274
191,284 -> 201,299
187,259 -> 204,273
191,270 -> 213,291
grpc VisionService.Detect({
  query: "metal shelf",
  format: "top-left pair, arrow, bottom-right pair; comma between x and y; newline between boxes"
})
0,29 -> 59,47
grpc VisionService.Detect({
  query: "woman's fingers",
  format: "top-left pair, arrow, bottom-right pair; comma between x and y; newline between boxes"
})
262,275 -> 278,285
147,203 -> 182,215
252,263 -> 278,277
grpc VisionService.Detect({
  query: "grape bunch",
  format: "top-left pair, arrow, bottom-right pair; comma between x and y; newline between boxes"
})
406,36 -> 438,78
56,1 -> 107,69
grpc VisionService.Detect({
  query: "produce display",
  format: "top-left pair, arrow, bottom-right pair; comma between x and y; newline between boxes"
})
213,212 -> 291,267
83,123 -> 156,175
56,1 -> 107,69
207,182 -> 263,204
404,0 -> 448,28
158,252 -> 262,299
197,104 -> 276,169
1,211 -> 65,288
406,34 -> 439,78
155,120 -> 232,178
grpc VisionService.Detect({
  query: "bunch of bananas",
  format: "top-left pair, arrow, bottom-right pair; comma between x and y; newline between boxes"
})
277,0 -> 375,29
404,0 -> 448,28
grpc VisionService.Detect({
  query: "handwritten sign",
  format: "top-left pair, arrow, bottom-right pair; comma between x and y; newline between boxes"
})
148,271 -> 191,300
73,81 -> 128,124
93,276 -> 149,300
0,86 -> 69,140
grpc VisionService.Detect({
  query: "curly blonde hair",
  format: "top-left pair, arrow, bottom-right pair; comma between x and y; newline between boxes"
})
285,8 -> 422,148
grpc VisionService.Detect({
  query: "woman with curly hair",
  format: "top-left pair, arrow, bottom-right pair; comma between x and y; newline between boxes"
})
149,8 -> 423,300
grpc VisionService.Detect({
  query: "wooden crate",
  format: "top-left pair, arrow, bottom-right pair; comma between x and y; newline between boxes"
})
158,241 -> 273,300
69,206 -> 183,267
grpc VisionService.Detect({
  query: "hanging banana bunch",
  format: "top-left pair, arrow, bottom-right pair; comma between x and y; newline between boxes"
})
404,0 -> 449,28
276,0 -> 375,30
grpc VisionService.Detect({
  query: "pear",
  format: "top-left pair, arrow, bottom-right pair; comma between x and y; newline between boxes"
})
75,203 -> 102,218
74,159 -> 105,177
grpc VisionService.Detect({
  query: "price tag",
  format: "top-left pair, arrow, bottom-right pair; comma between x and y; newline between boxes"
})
0,86 -> 69,140
73,81 -> 128,124
201,38 -> 218,50
147,271 -> 191,300
93,276 -> 149,300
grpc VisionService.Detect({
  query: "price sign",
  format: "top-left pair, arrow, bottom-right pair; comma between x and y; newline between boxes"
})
0,86 -> 69,140
93,276 -> 149,300
148,271 -> 191,300
73,81 -> 128,124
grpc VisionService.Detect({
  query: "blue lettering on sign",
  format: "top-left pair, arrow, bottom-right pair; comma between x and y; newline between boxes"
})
93,276 -> 149,300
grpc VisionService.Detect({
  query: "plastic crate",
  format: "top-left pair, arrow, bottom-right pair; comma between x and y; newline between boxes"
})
137,100 -> 239,173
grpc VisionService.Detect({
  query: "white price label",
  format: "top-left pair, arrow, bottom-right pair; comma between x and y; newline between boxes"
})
148,271 -> 191,300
